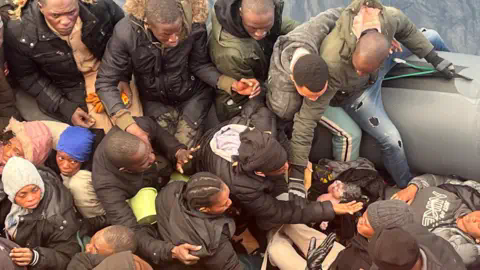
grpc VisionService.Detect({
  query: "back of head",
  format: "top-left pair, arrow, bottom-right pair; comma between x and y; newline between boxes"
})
237,128 -> 286,173
3,157 -> 45,203
292,54 -> 329,92
367,200 -> 414,231
368,227 -> 420,270
104,130 -> 142,168
185,172 -> 224,210
353,30 -> 390,72
145,0 -> 181,24
241,0 -> 274,15
101,225 -> 137,253
93,251 -> 153,270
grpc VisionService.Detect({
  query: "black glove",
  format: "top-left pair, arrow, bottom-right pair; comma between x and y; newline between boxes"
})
305,233 -> 336,270
425,50 -> 455,79
288,164 -> 307,208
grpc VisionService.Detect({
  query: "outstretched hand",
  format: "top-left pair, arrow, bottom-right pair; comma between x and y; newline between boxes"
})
332,201 -> 363,215
391,184 -> 418,205
175,146 -> 200,174
305,233 -> 336,270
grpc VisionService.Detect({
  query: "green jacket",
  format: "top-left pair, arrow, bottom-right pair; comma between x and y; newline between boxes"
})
208,0 -> 298,121
290,0 -> 435,167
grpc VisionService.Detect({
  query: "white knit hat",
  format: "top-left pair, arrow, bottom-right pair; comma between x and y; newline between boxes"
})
2,157 -> 45,203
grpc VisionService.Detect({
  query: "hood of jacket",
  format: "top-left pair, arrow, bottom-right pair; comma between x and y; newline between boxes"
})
0,118 -> 53,174
214,0 -> 284,39
156,181 -> 235,257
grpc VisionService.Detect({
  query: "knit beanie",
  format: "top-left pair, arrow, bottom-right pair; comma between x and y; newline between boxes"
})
237,129 -> 287,173
57,126 -> 95,162
367,200 -> 414,231
2,157 -> 45,202
368,227 -> 420,270
4,117 -> 53,166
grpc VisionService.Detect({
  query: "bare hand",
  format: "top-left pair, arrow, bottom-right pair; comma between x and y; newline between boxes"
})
172,243 -> 202,265
391,185 -> 418,205
332,201 -> 363,215
175,146 -> 200,174
118,81 -> 132,108
232,78 -> 261,98
10,248 -> 33,266
126,123 -> 150,146
71,107 -> 95,128
389,39 -> 403,54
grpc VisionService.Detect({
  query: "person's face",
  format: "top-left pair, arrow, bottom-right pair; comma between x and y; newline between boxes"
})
2,137 -> 25,165
328,180 -> 345,200
290,75 -> 328,101
121,141 -> 155,174
14,184 -> 42,209
148,17 -> 183,47
240,9 -> 274,40
357,210 -> 374,238
202,184 -> 232,215
86,231 -> 115,256
461,211 -> 480,240
39,0 -> 79,36
264,161 -> 289,176
56,151 -> 82,177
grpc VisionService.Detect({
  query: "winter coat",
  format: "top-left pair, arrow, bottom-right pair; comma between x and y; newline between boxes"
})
0,166 -> 82,270
92,116 -> 185,229
153,181 -> 242,270
195,100 -> 335,231
409,174 -> 480,266
208,0 -> 298,120
284,0 -> 436,167
96,0 -> 228,130
329,234 -> 371,270
3,0 -> 124,122
0,237 -> 25,270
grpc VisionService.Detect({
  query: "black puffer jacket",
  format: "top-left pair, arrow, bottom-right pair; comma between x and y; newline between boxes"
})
3,0 -> 123,122
96,11 -> 222,123
196,100 -> 335,230
0,166 -> 82,270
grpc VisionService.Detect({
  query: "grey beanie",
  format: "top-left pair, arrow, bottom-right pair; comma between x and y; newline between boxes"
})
367,200 -> 414,231
2,157 -> 45,203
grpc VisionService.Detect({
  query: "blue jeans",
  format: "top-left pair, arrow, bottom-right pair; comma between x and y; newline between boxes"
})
341,29 -> 450,188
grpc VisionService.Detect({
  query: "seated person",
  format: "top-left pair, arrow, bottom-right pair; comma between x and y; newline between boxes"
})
0,157 -> 81,269
392,174 -> 480,266
197,126 -> 362,231
208,0 -> 298,121
329,200 -> 415,270
0,237 -> 25,270
368,224 -> 466,270
141,172 -> 261,269
68,225 -> 146,269
92,116 -> 200,265
47,126 -> 106,218
96,0 -> 252,148
3,0 -> 135,130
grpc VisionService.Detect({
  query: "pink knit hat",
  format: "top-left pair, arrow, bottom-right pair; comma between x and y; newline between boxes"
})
1,118 -> 53,172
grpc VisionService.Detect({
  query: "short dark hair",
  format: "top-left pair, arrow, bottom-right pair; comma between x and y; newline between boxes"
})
353,30 -> 390,69
104,130 -> 142,168
145,0 -> 181,25
241,0 -> 275,14
184,172 -> 224,210
101,225 -> 137,253
292,54 -> 329,92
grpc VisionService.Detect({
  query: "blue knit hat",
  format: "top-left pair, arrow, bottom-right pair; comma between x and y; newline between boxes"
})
57,126 -> 95,162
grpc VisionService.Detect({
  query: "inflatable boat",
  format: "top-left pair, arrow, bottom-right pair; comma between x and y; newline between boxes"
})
310,51 -> 480,180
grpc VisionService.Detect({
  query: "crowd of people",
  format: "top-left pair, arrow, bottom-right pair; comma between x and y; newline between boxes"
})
0,0 -> 475,269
